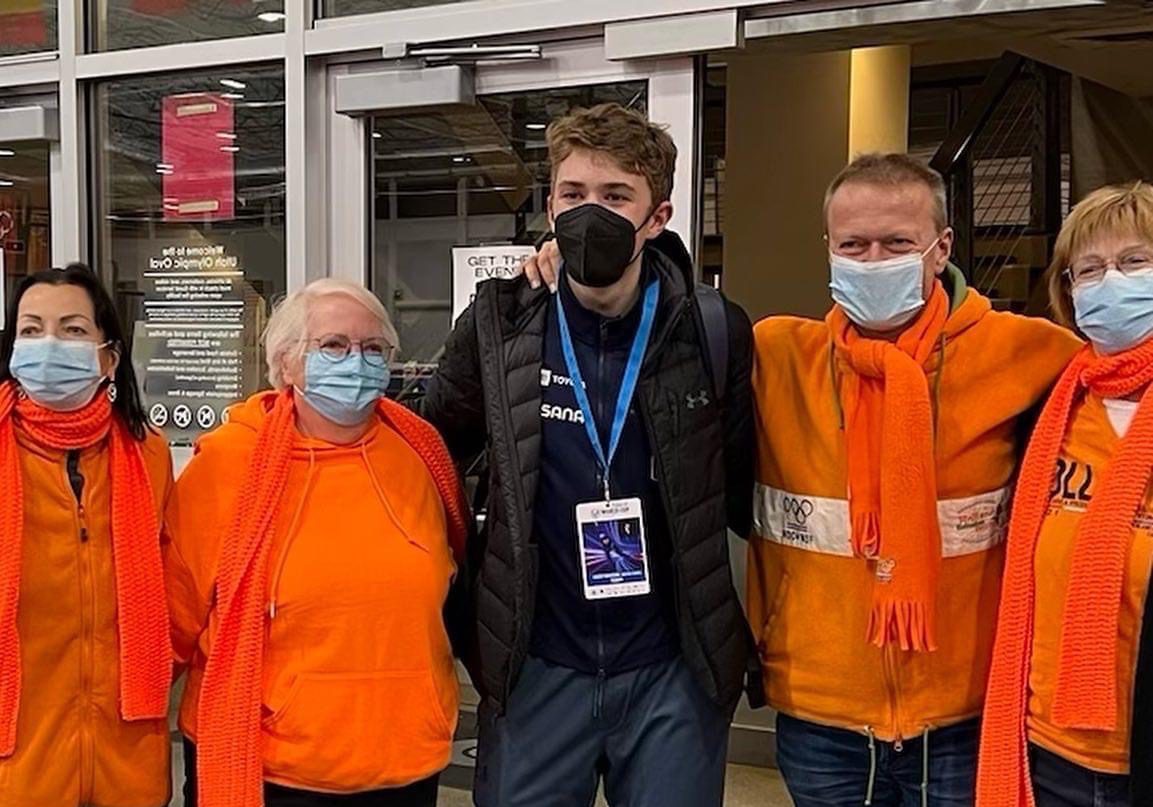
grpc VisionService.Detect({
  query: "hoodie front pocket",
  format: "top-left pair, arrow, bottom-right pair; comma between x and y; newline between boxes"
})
263,670 -> 454,791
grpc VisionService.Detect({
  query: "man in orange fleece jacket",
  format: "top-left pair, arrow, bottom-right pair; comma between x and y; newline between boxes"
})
749,153 -> 1082,806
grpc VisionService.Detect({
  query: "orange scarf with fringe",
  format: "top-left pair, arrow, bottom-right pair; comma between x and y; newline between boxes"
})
828,283 -> 949,652
0,380 -> 169,758
978,339 -> 1153,807
195,392 -> 470,807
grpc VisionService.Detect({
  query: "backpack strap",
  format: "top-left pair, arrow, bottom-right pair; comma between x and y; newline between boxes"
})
694,283 -> 729,401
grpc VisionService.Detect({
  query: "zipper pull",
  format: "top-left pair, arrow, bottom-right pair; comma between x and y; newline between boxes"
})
894,737 -> 904,753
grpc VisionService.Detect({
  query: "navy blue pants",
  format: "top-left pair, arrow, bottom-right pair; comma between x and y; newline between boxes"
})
473,656 -> 729,807
776,713 -> 978,806
1030,744 -> 1130,807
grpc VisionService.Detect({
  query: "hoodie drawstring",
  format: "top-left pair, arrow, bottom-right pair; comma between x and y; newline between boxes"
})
268,447 -> 317,620
268,434 -> 419,620
920,725 -> 931,807
360,442 -> 424,549
860,725 -> 933,806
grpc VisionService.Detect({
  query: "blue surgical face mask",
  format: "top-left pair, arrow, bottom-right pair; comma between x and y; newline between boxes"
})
10,337 -> 108,412
1072,268 -> 1153,355
829,239 -> 940,332
296,350 -> 390,427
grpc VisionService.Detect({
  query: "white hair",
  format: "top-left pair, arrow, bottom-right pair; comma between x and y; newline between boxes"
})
263,278 -> 399,390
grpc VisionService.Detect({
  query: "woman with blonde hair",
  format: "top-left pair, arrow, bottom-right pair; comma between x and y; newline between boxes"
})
979,182 -> 1153,807
165,278 -> 469,807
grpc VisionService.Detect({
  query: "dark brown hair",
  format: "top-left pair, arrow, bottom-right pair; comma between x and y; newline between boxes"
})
0,264 -> 151,440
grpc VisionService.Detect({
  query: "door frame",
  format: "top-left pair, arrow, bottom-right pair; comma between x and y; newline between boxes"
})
0,94 -> 59,271
319,37 -> 699,290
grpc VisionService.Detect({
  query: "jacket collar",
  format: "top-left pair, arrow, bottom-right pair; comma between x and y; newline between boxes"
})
507,230 -> 696,345
941,262 -> 968,314
556,263 -> 651,349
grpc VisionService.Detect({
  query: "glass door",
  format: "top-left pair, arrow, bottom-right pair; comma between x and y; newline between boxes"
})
0,139 -> 51,332
342,40 -> 699,376
370,80 -> 649,366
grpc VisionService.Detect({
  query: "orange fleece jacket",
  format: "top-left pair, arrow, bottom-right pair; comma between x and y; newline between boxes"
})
0,426 -> 172,807
749,285 -> 1081,740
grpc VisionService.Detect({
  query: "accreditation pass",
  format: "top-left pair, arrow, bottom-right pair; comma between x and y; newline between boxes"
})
576,497 -> 651,600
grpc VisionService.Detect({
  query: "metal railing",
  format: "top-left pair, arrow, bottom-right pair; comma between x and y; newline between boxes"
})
930,52 -> 1065,312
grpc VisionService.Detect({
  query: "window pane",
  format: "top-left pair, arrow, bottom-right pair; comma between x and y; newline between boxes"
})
93,67 -> 285,445
0,1 -> 58,56
325,0 -> 470,17
93,0 -> 284,51
0,140 -> 52,333
371,81 -> 647,371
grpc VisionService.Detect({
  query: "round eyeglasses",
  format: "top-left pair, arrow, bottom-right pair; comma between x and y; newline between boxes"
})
306,334 -> 396,367
1065,251 -> 1153,285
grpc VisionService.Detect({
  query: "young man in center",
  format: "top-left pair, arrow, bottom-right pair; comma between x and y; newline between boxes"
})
421,103 -> 760,807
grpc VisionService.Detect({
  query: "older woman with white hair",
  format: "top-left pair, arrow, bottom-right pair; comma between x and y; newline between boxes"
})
164,278 -> 469,807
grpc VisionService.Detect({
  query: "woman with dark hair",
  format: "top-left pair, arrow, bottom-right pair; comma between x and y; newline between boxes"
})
0,263 -> 174,806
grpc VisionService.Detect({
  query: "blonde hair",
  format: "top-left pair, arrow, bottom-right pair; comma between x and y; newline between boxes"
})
825,152 -> 948,232
1047,181 -> 1153,327
263,278 -> 399,390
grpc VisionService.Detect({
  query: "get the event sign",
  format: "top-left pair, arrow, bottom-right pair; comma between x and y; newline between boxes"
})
451,244 -> 536,322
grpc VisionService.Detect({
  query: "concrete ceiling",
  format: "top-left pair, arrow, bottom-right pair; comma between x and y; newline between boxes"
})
742,0 -> 1153,97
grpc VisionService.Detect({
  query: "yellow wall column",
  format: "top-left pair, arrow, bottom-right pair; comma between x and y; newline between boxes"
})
724,50 -> 852,321
722,46 -> 912,321
849,45 -> 912,156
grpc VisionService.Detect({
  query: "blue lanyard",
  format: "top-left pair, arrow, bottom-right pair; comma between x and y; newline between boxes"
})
555,278 -> 660,501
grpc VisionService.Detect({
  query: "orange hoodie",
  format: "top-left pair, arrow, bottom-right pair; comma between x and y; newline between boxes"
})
165,393 -> 459,793
0,425 -> 172,807
749,280 -> 1081,740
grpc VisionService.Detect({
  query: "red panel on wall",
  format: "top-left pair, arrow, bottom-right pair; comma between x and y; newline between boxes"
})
0,2 -> 48,47
161,93 -> 236,222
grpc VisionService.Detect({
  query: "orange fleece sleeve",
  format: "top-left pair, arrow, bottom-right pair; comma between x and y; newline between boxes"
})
162,441 -> 231,674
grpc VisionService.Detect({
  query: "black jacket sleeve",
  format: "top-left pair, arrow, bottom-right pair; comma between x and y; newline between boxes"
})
722,298 -> 755,538
419,304 -> 487,672
420,302 -> 488,465
720,297 -> 765,708
651,229 -> 756,538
